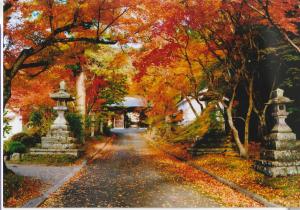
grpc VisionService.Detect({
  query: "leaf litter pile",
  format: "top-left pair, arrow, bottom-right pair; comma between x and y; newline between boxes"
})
5,177 -> 50,207
193,154 -> 300,207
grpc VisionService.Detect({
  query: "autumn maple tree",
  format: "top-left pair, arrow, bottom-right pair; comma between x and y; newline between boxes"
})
3,0 -> 150,107
132,0 -> 300,158
4,0 -> 300,160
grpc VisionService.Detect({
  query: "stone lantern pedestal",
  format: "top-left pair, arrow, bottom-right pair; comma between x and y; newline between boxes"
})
30,81 -> 83,157
254,89 -> 300,177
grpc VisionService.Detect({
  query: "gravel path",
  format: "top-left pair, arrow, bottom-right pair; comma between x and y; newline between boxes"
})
41,128 -> 221,207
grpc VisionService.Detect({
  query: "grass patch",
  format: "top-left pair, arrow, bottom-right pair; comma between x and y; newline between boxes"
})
7,154 -> 78,166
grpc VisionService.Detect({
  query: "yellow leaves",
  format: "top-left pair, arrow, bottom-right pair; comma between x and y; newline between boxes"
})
57,43 -> 70,51
194,154 -> 300,207
110,53 -> 129,69
148,141 -> 262,207
85,45 -> 134,79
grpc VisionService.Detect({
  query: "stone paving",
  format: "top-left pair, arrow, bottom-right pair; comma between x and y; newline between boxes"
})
41,128 -> 221,207
6,164 -> 80,185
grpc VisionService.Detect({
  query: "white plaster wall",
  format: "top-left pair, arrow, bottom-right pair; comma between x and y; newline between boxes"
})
4,110 -> 23,141
178,99 -> 206,125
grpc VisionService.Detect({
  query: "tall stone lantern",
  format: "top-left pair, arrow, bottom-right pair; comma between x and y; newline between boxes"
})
30,81 -> 83,157
50,81 -> 74,130
254,88 -> 300,177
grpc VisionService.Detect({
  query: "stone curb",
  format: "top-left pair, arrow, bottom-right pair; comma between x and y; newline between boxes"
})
147,139 -> 282,208
22,139 -> 112,208
22,161 -> 86,208
187,162 -> 281,208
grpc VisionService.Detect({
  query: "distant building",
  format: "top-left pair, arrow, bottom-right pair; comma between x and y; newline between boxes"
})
4,108 -> 23,141
176,90 -> 227,129
108,96 -> 147,128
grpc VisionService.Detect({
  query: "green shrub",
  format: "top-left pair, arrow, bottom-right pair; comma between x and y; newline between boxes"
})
31,132 -> 41,144
65,112 -> 83,141
10,132 -> 29,142
3,110 -> 12,139
29,111 -> 43,126
4,141 -> 11,156
27,108 -> 53,136
8,141 -> 26,154
10,132 -> 39,147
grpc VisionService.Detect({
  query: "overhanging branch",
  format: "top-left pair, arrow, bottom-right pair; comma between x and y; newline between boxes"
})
20,60 -> 49,69
52,38 -> 117,45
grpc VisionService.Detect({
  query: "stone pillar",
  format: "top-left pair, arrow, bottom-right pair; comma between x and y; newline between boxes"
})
90,113 -> 96,137
99,120 -> 103,134
254,88 -> 300,177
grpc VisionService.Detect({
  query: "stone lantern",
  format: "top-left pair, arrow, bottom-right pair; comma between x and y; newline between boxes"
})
50,81 -> 74,130
254,88 -> 300,177
30,81 -> 83,157
266,88 -> 296,141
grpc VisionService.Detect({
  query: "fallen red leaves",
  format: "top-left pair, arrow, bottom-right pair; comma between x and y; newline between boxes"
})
193,154 -> 300,207
152,137 -> 300,207
5,177 -> 50,208
146,141 -> 263,207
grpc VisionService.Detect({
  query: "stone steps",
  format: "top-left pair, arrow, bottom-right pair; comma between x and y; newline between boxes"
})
262,139 -> 300,150
260,149 -> 300,161
41,137 -> 77,144
30,148 -> 84,157
254,160 -> 300,177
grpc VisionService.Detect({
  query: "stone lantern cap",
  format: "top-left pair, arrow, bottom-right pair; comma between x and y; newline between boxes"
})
50,81 -> 75,101
266,88 -> 294,105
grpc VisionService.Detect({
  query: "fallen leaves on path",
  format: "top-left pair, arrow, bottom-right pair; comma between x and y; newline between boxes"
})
40,133 -> 262,208
146,143 -> 263,207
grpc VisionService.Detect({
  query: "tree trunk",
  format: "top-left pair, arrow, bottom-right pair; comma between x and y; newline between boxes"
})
226,85 -> 248,158
76,71 -> 86,117
3,70 -> 12,109
195,97 -> 204,112
100,120 -> 103,134
244,76 -> 254,154
76,71 -> 86,142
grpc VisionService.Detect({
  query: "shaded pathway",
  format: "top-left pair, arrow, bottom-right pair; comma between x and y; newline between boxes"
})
41,128 -> 220,207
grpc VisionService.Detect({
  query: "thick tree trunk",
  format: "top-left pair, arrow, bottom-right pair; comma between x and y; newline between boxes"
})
76,71 -> 86,142
3,70 -> 12,174
76,71 -> 86,117
3,70 -> 12,109
227,107 -> 248,158
244,76 -> 253,154
226,85 -> 248,158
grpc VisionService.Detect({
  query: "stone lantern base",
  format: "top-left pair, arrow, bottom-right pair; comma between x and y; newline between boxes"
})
254,138 -> 300,177
30,119 -> 83,157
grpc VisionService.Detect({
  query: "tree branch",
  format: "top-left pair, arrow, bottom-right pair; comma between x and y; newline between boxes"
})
52,37 -> 117,44
245,0 -> 300,53
27,65 -> 49,78
20,60 -> 49,69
